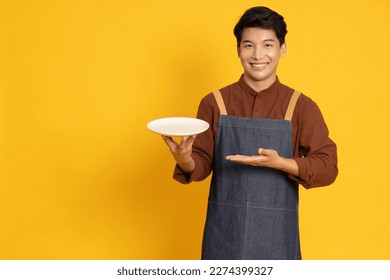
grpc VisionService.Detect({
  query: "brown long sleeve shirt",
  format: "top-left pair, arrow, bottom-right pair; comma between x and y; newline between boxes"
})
173,76 -> 338,189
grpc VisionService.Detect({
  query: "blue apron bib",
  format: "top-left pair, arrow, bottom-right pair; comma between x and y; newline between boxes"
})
201,90 -> 302,260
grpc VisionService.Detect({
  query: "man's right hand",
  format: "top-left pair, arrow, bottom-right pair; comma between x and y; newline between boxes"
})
161,135 -> 196,174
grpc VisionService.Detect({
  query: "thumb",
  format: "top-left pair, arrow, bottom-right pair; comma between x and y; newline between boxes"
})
258,148 -> 270,156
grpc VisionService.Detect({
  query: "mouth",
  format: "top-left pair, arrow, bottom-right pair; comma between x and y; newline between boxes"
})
250,62 -> 269,69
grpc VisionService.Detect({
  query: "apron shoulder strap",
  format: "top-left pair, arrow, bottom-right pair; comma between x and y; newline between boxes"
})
284,91 -> 301,121
213,89 -> 300,119
213,90 -> 227,115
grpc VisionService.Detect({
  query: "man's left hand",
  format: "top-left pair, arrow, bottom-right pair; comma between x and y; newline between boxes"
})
226,148 -> 299,176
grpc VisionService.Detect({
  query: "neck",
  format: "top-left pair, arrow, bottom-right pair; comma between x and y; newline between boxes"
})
243,75 -> 277,92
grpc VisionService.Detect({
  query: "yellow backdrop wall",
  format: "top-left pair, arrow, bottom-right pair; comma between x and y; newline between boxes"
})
1,0 -> 389,259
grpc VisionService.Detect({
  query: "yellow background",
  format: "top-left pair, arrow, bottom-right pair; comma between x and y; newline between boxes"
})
1,0 -> 389,259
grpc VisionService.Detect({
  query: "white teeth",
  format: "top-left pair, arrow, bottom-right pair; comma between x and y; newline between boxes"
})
251,63 -> 268,68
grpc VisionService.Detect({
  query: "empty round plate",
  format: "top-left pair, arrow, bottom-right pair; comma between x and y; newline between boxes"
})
147,117 -> 209,136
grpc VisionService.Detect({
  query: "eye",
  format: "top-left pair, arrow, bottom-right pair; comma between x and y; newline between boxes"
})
265,43 -> 273,48
243,43 -> 253,48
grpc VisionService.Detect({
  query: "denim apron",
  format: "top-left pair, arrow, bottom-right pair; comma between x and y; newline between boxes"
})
201,90 -> 301,260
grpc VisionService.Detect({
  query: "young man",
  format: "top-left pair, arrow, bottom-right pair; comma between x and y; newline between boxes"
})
162,6 -> 338,259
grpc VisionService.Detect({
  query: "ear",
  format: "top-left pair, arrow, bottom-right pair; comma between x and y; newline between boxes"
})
237,45 -> 241,57
280,43 -> 286,56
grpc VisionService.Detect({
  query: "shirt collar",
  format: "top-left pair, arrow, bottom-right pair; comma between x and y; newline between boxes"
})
238,74 -> 281,97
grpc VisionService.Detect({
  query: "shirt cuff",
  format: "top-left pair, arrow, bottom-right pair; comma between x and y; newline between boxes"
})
173,164 -> 193,184
289,157 -> 313,189
173,154 -> 209,184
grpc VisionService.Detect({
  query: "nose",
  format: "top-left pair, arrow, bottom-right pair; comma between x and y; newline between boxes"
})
251,46 -> 264,60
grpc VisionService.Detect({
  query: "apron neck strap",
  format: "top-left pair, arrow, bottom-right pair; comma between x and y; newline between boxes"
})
213,89 -> 301,120
213,90 -> 227,115
284,91 -> 301,121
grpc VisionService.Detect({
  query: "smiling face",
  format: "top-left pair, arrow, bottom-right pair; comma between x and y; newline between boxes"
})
238,27 -> 286,92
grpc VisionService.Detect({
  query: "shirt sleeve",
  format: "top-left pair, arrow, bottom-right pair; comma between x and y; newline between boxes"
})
289,98 -> 338,189
173,94 -> 217,184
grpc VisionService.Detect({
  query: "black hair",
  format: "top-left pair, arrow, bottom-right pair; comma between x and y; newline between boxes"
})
233,6 -> 287,46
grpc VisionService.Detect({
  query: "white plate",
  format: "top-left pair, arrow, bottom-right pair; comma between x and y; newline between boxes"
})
147,117 -> 209,137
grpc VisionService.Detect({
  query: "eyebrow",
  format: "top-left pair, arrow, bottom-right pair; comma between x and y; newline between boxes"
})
242,38 -> 276,43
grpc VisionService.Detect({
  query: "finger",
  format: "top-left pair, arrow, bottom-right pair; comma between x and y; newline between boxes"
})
162,135 -> 177,150
226,154 -> 240,160
180,135 -> 197,146
186,135 -> 197,146
227,156 -> 264,168
226,155 -> 249,161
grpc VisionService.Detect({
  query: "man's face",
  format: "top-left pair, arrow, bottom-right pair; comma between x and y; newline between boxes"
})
238,27 -> 286,90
